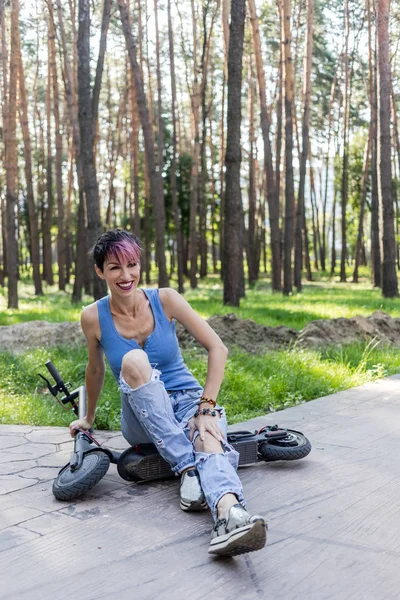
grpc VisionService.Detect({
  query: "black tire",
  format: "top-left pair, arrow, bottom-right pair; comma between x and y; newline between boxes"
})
258,430 -> 311,462
53,450 -> 110,501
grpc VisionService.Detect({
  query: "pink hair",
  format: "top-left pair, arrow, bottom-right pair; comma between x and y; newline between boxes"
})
106,239 -> 141,266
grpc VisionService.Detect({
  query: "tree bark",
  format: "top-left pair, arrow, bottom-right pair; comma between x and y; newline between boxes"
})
282,0 -> 295,295
5,0 -> 19,308
352,127 -> 372,283
154,0 -> 164,173
77,0 -> 107,300
44,31 -> 54,286
55,0 -> 87,302
48,5 -> 65,290
369,0 -> 381,286
248,0 -> 281,290
168,0 -> 184,293
223,0 -> 245,306
340,0 -> 350,283
294,0 -> 313,291
0,4 -> 8,284
376,0 -> 398,297
118,0 -> 169,288
17,21 -> 43,295
92,0 -> 112,132
247,53 -> 258,286
322,68 -> 338,272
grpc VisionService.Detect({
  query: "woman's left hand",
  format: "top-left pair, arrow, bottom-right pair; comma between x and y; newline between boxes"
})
189,413 -> 222,442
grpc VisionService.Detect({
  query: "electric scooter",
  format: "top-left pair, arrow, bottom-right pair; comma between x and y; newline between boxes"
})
39,360 -> 312,501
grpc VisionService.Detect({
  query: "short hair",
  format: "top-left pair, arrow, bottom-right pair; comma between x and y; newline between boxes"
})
92,229 -> 142,271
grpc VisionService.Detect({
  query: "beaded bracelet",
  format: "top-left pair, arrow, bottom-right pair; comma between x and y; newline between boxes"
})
199,396 -> 216,408
194,407 -> 217,418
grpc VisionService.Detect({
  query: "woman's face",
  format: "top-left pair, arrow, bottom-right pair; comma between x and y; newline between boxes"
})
96,256 -> 141,296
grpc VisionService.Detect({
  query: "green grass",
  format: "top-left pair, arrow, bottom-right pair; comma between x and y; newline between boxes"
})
1,340 -> 398,428
184,273 -> 400,330
2,270 -> 399,330
1,271 -> 400,428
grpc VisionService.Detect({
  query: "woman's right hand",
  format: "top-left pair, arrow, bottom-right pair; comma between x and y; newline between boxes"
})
69,416 -> 94,438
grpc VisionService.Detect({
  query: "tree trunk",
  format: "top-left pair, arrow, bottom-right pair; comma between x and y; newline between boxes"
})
55,0 -> 87,302
118,0 -> 169,288
247,53 -> 257,286
248,0 -> 281,290
77,0 -> 107,300
352,127 -> 372,283
330,192 -> 337,276
368,0 -> 381,287
154,0 -> 164,173
282,0 -> 295,295
0,4 -> 8,284
168,0 -> 184,293
376,0 -> 398,297
322,69 -> 338,272
5,0 -> 19,308
44,32 -> 54,286
294,0 -> 313,291
223,0 -> 245,306
340,0 -> 350,283
92,0 -> 112,133
17,21 -> 43,295
48,4 -> 66,291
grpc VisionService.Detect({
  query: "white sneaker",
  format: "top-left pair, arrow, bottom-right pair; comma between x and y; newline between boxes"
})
208,504 -> 267,556
180,469 -> 207,511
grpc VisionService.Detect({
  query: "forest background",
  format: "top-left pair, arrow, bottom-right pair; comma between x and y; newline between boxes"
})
1,0 -> 400,428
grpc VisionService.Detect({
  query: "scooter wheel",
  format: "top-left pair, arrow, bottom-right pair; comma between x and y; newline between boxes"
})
53,450 -> 110,501
258,430 -> 311,462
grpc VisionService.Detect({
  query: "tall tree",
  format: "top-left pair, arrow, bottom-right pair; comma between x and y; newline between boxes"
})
282,0 -> 295,295
48,5 -> 66,290
248,0 -> 281,290
294,0 -> 314,291
188,0 -> 201,288
352,128 -> 371,283
369,0 -> 381,287
44,26 -> 54,286
118,0 -> 169,287
77,0 -> 107,300
223,0 -> 245,306
376,0 -> 398,297
168,0 -> 184,293
340,0 -> 350,282
5,0 -> 19,308
55,0 -> 86,301
17,17 -> 43,295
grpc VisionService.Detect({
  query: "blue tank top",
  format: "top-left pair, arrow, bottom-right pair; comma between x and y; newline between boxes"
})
96,289 -> 201,391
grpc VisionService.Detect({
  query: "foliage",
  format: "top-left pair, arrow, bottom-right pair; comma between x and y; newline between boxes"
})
1,340 -> 397,428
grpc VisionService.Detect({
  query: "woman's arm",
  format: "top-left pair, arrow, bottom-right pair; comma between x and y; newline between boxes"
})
160,288 -> 228,400
160,289 -> 229,442
69,305 -> 105,436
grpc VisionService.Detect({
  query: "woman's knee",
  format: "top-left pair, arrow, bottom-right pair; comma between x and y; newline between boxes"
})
194,432 -> 224,454
121,349 -> 152,388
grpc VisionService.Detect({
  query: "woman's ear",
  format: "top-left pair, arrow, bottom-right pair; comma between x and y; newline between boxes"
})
94,265 -> 105,280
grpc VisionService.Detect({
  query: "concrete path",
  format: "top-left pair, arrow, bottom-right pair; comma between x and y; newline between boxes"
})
1,376 -> 400,600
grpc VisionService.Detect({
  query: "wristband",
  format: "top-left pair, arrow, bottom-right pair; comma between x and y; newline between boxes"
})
194,407 -> 217,418
199,396 -> 216,407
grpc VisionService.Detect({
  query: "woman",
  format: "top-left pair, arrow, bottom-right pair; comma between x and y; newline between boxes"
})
70,229 -> 267,556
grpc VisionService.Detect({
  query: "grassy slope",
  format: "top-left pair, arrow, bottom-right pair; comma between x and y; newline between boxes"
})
1,272 -> 399,428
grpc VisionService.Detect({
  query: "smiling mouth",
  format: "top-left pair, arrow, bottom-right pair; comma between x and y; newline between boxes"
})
117,281 -> 134,290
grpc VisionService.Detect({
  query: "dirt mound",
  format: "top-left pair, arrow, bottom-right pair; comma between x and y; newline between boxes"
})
0,321 -> 85,354
298,311 -> 400,349
176,313 -> 298,353
1,311 -> 400,355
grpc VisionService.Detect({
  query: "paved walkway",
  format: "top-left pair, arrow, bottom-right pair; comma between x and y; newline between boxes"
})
1,376 -> 400,600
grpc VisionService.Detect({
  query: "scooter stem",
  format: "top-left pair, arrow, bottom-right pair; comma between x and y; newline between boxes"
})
78,386 -> 86,420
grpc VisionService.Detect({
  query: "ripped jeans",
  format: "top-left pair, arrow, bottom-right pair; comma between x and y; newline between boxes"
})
119,369 -> 245,520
